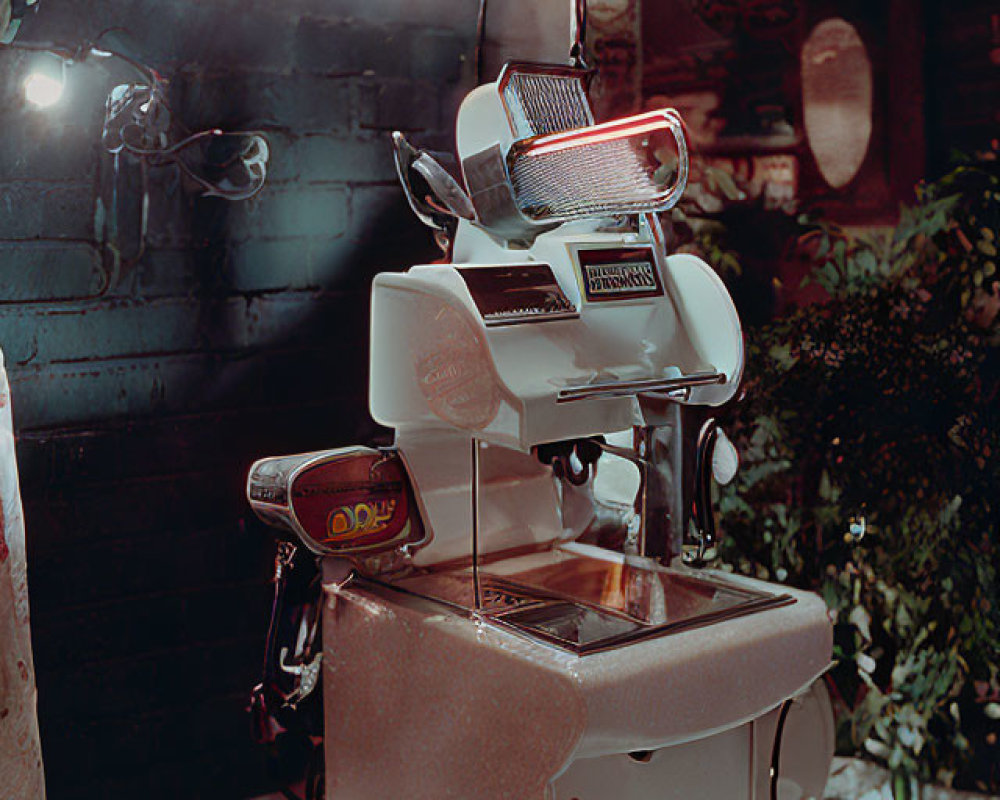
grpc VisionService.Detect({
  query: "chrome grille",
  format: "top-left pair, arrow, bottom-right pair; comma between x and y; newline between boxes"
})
501,68 -> 593,138
507,109 -> 689,221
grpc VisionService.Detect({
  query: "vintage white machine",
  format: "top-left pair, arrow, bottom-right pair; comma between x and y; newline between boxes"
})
248,62 -> 834,799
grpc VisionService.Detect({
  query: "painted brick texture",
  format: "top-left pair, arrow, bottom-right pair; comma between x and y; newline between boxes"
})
0,1 -> 477,797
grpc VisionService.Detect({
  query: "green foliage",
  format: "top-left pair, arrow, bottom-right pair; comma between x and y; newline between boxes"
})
669,205 -> 744,283
714,166 -> 1000,796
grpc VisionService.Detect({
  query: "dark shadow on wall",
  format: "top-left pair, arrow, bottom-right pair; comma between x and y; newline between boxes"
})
5,3 -> 471,798
24,188 -> 440,800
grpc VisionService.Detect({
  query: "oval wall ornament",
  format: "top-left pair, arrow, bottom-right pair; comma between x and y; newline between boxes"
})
801,18 -> 873,189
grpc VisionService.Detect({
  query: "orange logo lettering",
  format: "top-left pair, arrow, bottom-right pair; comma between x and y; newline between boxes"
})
325,498 -> 397,542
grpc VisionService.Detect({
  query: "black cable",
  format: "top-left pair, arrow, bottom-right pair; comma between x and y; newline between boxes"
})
1,37 -> 159,85
572,0 -> 589,69
769,698 -> 794,800
475,0 -> 487,85
262,554 -> 292,685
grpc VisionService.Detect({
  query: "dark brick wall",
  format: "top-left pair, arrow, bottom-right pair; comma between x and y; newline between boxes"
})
1,1 -> 477,797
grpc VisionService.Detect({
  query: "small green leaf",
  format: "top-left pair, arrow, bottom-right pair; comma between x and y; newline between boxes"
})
768,343 -> 797,369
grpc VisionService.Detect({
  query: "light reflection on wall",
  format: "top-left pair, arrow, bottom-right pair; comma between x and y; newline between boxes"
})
801,18 -> 873,190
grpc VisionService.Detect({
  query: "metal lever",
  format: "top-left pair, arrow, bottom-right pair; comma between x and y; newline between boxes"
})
684,418 -> 718,567
278,647 -> 323,710
556,371 -> 725,403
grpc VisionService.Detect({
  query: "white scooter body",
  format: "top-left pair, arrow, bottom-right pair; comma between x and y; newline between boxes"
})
250,62 -> 834,799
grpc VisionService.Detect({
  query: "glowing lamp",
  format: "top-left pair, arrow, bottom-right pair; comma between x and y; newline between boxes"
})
23,70 -> 63,107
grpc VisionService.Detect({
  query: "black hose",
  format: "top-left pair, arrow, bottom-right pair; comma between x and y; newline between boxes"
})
262,565 -> 289,683
571,0 -> 588,68
475,0 -> 488,85
770,698 -> 794,800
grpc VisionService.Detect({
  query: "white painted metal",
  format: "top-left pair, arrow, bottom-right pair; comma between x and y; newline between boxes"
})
326,62 -> 832,799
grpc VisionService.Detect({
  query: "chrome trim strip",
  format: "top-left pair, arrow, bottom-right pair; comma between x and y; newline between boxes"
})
556,371 -> 726,403
483,310 -> 580,327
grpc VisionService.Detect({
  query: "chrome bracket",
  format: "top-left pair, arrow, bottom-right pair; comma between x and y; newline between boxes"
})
279,647 -> 323,710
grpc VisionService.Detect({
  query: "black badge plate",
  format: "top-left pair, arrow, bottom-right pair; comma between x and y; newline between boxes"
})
577,246 -> 664,302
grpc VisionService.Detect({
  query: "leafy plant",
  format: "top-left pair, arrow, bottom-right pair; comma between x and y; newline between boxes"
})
705,165 -> 1000,797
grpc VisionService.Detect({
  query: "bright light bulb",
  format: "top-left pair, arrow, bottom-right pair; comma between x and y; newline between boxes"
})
24,72 -> 64,108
